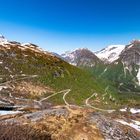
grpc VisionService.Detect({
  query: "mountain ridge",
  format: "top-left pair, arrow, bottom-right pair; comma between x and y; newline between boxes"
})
60,44 -> 127,65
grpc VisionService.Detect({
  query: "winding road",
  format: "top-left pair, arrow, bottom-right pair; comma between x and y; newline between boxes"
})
85,93 -> 115,113
0,75 -> 117,113
62,89 -> 71,106
3,88 -> 71,107
0,75 -> 39,106
39,89 -> 71,105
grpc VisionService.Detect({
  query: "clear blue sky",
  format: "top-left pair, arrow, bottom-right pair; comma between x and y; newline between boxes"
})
0,0 -> 140,53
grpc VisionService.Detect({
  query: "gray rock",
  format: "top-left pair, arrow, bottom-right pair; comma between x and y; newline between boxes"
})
88,112 -> 140,140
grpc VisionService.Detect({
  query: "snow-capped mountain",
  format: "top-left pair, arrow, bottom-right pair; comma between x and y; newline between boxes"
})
95,45 -> 125,63
60,40 -> 140,92
119,40 -> 140,85
93,40 -> 140,92
61,48 -> 102,67
120,40 -> 140,65
61,45 -> 126,66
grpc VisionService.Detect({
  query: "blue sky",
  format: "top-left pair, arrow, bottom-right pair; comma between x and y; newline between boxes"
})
0,0 -> 140,53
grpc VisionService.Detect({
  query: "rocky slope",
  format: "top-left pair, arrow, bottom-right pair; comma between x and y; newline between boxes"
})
0,105 -> 140,140
61,48 -> 102,67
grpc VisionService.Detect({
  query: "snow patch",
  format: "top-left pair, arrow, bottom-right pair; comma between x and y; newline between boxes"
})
119,108 -> 140,114
21,43 -> 50,55
99,68 -> 108,77
130,108 -> 140,114
0,111 -> 21,115
116,119 -> 140,132
0,86 -> 7,91
136,68 -> 140,85
21,43 -> 31,46
120,108 -> 127,112
114,61 -> 118,65
96,45 -> 125,63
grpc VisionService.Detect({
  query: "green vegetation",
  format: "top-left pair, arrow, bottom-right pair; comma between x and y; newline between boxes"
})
0,44 -> 140,109
85,61 -> 140,108
39,64 -> 104,105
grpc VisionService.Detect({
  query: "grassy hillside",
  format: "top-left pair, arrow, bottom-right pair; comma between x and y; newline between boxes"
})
0,43 -> 107,107
85,62 -> 140,108
0,43 -> 139,109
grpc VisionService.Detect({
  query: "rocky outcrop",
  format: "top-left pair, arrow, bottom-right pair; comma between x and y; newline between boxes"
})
89,112 -> 140,140
120,40 -> 140,66
0,106 -> 139,140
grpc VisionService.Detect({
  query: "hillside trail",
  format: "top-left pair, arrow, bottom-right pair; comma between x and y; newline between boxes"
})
0,75 -> 38,86
0,75 -> 116,113
85,93 -> 115,113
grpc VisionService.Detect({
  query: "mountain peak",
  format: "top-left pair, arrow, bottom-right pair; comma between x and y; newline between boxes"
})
96,45 -> 125,63
63,48 -> 90,54
61,48 -> 101,67
74,47 -> 89,51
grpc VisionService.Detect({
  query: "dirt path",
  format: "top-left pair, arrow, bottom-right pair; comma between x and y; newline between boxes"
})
0,75 -> 116,113
85,93 -> 115,113
0,75 -> 39,106
0,75 -> 71,106
0,75 -> 38,86
39,89 -> 71,104
7,89 -> 71,106
62,89 -> 71,106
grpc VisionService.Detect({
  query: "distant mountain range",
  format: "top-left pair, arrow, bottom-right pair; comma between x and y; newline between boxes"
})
60,44 -> 126,65
61,48 -> 101,67
59,40 -> 140,94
